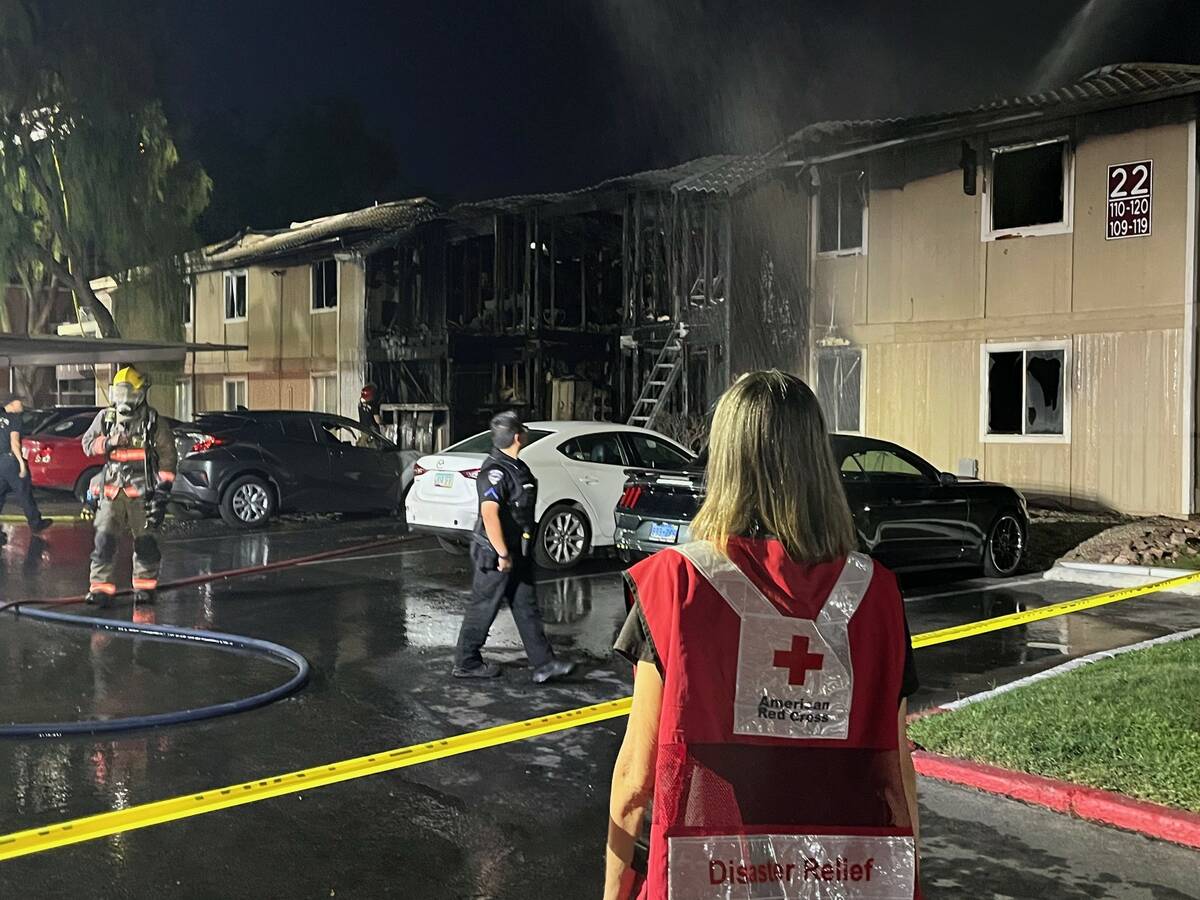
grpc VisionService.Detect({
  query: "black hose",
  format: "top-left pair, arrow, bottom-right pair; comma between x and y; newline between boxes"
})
1,607 -> 310,739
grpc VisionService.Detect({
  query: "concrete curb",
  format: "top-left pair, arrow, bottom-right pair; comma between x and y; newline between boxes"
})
1043,560 -> 1200,596
912,751 -> 1200,849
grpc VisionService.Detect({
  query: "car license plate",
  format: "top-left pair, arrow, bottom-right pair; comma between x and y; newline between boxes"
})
648,522 -> 679,543
434,472 -> 455,489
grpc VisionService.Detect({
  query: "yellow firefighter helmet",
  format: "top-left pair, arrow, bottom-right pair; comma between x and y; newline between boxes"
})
111,366 -> 149,417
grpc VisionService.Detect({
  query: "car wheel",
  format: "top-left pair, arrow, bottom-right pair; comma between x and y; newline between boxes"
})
436,536 -> 468,555
534,504 -> 591,570
73,467 -> 102,502
983,511 -> 1025,578
219,475 -> 276,529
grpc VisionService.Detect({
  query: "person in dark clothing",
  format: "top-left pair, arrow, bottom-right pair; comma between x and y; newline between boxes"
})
453,410 -> 574,683
0,396 -> 52,544
358,384 -> 382,431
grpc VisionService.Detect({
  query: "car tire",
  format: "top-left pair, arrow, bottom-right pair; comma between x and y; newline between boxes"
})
983,510 -> 1025,578
219,475 -> 276,529
436,536 -> 468,555
534,504 -> 591,570
73,466 -> 102,502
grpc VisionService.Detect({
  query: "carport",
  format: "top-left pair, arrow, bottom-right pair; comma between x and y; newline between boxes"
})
0,334 -> 246,404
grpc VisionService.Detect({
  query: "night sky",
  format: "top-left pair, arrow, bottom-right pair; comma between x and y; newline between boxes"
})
146,0 -> 1200,233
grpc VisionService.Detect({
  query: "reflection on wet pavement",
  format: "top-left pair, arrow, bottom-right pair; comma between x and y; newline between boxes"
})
0,518 -> 1198,897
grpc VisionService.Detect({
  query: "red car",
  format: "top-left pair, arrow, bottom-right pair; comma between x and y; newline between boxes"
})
22,412 -> 103,499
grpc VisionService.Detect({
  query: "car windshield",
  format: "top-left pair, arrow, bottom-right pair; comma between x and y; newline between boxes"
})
43,415 -> 93,438
444,429 -> 551,454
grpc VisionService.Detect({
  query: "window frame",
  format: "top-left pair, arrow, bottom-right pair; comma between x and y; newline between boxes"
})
982,136 -> 1075,241
619,432 -> 695,470
183,278 -> 194,328
311,259 -> 338,313
814,345 -> 865,435
175,378 -> 193,422
556,432 -> 631,466
815,168 -> 868,258
311,371 -> 338,415
223,376 -> 248,412
223,270 -> 248,323
978,339 -> 1072,445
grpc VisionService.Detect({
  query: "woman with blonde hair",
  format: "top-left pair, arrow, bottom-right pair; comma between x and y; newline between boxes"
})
605,370 -> 921,900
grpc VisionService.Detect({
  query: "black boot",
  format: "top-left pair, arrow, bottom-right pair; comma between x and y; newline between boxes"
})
133,590 -> 156,605
85,591 -> 112,609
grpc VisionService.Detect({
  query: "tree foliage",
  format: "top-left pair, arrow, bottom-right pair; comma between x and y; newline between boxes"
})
0,0 -> 210,338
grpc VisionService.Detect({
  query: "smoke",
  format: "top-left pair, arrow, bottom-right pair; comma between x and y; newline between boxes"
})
1029,0 -> 1158,90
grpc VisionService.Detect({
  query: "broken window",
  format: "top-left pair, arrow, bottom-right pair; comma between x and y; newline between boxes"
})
817,170 -> 865,254
984,344 -> 1067,438
989,139 -> 1069,234
815,347 -> 862,433
312,259 -> 338,311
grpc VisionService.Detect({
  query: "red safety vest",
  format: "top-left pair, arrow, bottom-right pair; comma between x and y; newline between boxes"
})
628,537 -> 919,900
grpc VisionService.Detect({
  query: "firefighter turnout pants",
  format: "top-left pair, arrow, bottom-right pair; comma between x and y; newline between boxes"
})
89,493 -> 162,596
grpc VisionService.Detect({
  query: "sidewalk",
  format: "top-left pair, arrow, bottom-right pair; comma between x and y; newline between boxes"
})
919,778 -> 1200,899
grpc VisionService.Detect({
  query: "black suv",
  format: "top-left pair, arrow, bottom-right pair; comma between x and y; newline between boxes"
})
172,411 -> 415,528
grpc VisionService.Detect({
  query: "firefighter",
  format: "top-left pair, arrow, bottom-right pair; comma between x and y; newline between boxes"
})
81,367 -> 177,608
605,371 -> 921,899
358,383 -> 382,431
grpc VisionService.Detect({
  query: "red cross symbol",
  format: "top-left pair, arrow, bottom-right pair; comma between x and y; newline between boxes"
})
773,635 -> 824,686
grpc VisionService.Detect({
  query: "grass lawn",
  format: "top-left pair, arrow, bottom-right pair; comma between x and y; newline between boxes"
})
909,636 -> 1200,813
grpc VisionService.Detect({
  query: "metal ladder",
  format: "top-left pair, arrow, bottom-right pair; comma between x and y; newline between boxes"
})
627,323 -> 685,430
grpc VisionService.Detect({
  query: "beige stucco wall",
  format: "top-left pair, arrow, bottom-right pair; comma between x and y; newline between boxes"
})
814,118 -> 1194,516
187,259 -> 356,416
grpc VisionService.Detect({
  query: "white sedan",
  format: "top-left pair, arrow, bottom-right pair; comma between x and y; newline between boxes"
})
405,421 -> 695,570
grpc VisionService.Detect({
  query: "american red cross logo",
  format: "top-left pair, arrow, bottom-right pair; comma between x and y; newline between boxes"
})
773,635 -> 824,686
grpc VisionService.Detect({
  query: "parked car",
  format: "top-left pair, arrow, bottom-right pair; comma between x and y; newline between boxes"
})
406,421 -> 695,570
172,411 -> 416,528
22,410 -> 183,500
22,406 -> 100,437
614,435 -> 1029,577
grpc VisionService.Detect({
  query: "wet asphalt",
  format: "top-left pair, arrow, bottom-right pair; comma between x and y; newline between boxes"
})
0,511 -> 1198,899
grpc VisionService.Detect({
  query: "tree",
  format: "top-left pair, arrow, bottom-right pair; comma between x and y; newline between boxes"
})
0,0 -> 210,339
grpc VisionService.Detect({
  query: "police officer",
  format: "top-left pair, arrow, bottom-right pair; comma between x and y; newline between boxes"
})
0,395 -> 52,544
80,367 -> 177,607
453,411 -> 574,683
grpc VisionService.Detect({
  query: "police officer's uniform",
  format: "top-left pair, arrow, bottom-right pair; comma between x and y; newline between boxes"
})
453,446 -> 557,674
0,405 -> 47,534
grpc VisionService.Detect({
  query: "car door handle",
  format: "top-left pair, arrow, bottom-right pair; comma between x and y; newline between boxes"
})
578,476 -> 600,485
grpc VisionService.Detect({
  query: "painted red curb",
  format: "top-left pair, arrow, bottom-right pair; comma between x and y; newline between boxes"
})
913,750 -> 1200,850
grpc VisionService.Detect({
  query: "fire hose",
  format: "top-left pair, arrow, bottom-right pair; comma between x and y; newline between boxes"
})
0,534 -> 412,739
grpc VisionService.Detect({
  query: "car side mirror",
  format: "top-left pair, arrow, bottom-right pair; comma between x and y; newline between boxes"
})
938,471 -> 958,486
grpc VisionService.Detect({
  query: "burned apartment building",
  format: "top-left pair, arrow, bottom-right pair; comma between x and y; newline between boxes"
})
795,63 -> 1200,517
364,153 -> 809,450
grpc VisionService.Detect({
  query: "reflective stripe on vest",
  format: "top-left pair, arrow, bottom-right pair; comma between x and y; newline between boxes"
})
673,542 -> 873,741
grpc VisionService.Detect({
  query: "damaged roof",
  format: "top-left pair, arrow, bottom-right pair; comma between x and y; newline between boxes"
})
789,62 -> 1200,157
448,155 -> 741,216
198,198 -> 441,270
672,148 -> 786,195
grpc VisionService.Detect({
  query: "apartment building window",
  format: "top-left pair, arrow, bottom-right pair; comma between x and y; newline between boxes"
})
311,373 -> 337,414
224,270 -> 247,322
224,377 -> 247,411
985,138 -> 1073,239
981,341 -> 1069,441
312,259 -> 338,311
817,170 -> 866,255
175,379 -> 193,422
815,346 -> 862,433
183,280 -> 194,327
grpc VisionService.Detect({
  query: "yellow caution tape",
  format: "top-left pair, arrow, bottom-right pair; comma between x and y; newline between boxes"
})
0,697 -> 633,862
2,568 -> 1198,861
911,569 -> 1200,649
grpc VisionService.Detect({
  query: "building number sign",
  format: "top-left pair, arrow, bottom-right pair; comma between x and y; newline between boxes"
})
1106,160 -> 1152,240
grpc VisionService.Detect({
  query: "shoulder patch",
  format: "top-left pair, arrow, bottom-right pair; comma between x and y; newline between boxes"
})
487,469 -> 504,485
